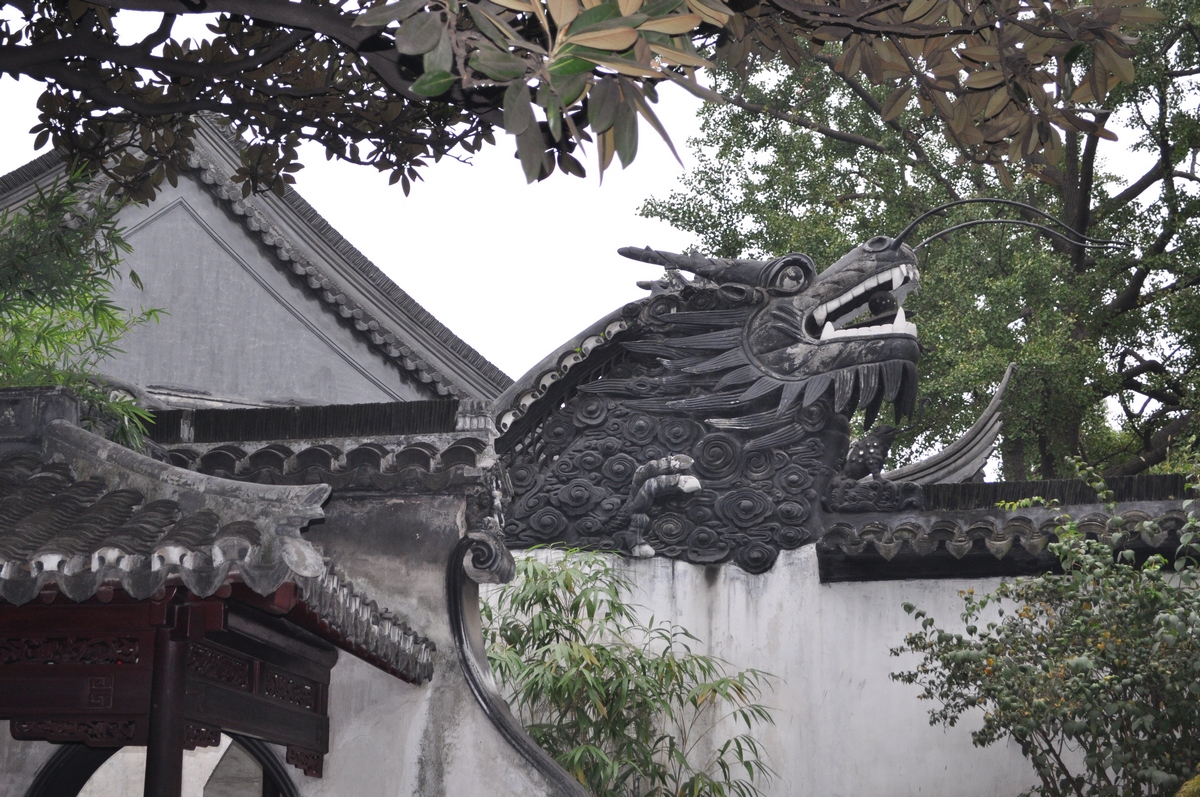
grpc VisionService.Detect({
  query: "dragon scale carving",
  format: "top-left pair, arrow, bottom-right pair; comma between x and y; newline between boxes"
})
499,239 -> 930,573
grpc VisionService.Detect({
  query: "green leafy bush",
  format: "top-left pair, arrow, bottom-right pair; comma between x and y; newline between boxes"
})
0,176 -> 159,448
891,472 -> 1200,797
482,549 -> 774,797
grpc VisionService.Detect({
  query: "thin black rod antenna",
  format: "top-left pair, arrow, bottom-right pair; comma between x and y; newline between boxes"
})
889,198 -> 1119,249
914,218 -> 1126,251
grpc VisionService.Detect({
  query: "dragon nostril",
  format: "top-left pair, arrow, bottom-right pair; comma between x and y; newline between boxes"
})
864,236 -> 891,252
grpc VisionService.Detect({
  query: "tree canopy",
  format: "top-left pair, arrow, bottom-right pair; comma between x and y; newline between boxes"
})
643,0 -> 1200,479
0,0 -> 1157,197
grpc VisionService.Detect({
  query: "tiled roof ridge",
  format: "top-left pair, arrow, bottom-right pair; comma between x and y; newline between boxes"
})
274,183 -> 512,392
295,563 -> 436,684
198,122 -> 511,394
0,449 -> 326,606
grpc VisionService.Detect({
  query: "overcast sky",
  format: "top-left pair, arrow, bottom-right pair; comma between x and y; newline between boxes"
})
0,74 -> 703,381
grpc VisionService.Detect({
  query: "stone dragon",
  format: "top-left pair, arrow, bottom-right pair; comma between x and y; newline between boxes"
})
492,205 -> 1179,575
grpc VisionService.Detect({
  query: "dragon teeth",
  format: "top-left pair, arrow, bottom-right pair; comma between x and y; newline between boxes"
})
812,265 -> 914,330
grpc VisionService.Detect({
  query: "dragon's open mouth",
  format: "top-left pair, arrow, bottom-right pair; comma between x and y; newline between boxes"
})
806,264 -> 919,341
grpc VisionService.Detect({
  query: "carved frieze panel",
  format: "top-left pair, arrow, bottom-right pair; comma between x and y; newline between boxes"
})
10,717 -> 137,744
286,745 -> 323,778
187,643 -> 251,690
262,670 -> 318,712
0,637 -> 139,666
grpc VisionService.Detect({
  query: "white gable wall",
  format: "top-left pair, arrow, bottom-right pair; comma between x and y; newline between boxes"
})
103,174 -> 437,406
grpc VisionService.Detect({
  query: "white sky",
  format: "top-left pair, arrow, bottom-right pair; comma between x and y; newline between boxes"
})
0,74 -> 703,382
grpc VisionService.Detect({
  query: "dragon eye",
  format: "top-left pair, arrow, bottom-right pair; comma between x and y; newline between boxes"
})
864,236 -> 891,252
777,266 -> 805,291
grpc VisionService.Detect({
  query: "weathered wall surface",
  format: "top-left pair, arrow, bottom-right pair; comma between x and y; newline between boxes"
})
0,727 -> 54,795
299,489 -> 576,797
104,175 -> 434,406
606,547 -> 1035,797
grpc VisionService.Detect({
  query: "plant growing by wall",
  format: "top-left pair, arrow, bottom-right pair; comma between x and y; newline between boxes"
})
890,468 -> 1200,797
0,176 -> 159,448
482,549 -> 774,796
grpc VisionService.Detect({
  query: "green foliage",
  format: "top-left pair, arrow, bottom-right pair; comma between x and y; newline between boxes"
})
642,0 -> 1200,480
890,476 -> 1200,797
0,177 -> 159,449
482,549 -> 774,796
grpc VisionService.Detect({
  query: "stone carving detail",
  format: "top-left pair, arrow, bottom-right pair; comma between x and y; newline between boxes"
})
184,723 -> 223,750
187,644 -> 251,689
0,637 -> 139,666
286,746 -> 324,778
263,671 -> 317,711
463,518 -> 516,585
499,240 -> 930,572
11,718 -> 136,744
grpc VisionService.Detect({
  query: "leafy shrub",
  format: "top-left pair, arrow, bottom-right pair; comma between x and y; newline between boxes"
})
891,468 -> 1200,797
482,549 -> 774,797
0,175 -> 159,447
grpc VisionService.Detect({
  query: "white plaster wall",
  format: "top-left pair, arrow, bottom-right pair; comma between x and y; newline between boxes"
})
0,728 -> 54,796
291,651 -> 564,797
584,548 -> 1035,797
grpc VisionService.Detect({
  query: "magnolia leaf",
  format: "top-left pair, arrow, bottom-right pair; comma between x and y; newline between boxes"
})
638,13 -> 701,33
473,6 -> 549,53
394,12 -> 444,55
552,71 -> 591,105
580,55 -> 658,76
548,0 -> 582,26
354,0 -> 428,26
960,44 -> 1000,63
965,69 -> 1005,89
684,0 -> 729,25
811,24 -> 852,42
626,79 -> 682,165
516,125 -> 545,182
620,0 -> 644,14
548,55 -> 599,75
470,48 -> 529,80
567,27 -> 639,49
490,0 -> 535,10
1119,5 -> 1164,24
946,0 -> 963,25
647,42 -> 711,67
613,100 -> 638,167
902,0 -> 938,23
983,88 -> 1010,119
466,4 -> 511,47
881,85 -> 913,122
504,81 -> 537,135
410,69 -> 456,95
661,69 -> 725,102
598,126 -> 616,179
557,151 -> 587,177
1096,42 -> 1136,84
570,1 -> 623,30
589,76 -> 621,132
423,30 -> 454,72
